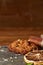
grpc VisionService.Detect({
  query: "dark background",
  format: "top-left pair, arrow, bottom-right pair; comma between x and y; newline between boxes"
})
0,0 -> 43,45
0,0 -> 43,28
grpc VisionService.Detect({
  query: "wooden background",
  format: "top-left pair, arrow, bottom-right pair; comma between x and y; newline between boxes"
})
0,0 -> 43,27
0,0 -> 43,45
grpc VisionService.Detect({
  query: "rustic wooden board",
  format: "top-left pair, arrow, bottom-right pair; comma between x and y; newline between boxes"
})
0,28 -> 43,45
0,0 -> 43,27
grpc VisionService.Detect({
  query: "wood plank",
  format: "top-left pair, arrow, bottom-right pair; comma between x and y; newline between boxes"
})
0,0 -> 42,27
0,28 -> 42,45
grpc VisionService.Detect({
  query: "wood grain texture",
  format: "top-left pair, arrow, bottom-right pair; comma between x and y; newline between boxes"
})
0,28 -> 43,45
0,0 -> 43,45
0,0 -> 43,27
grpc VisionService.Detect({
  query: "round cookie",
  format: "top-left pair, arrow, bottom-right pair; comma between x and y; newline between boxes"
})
8,39 -> 38,55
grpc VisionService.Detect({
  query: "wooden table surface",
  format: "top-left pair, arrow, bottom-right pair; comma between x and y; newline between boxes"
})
0,27 -> 43,46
